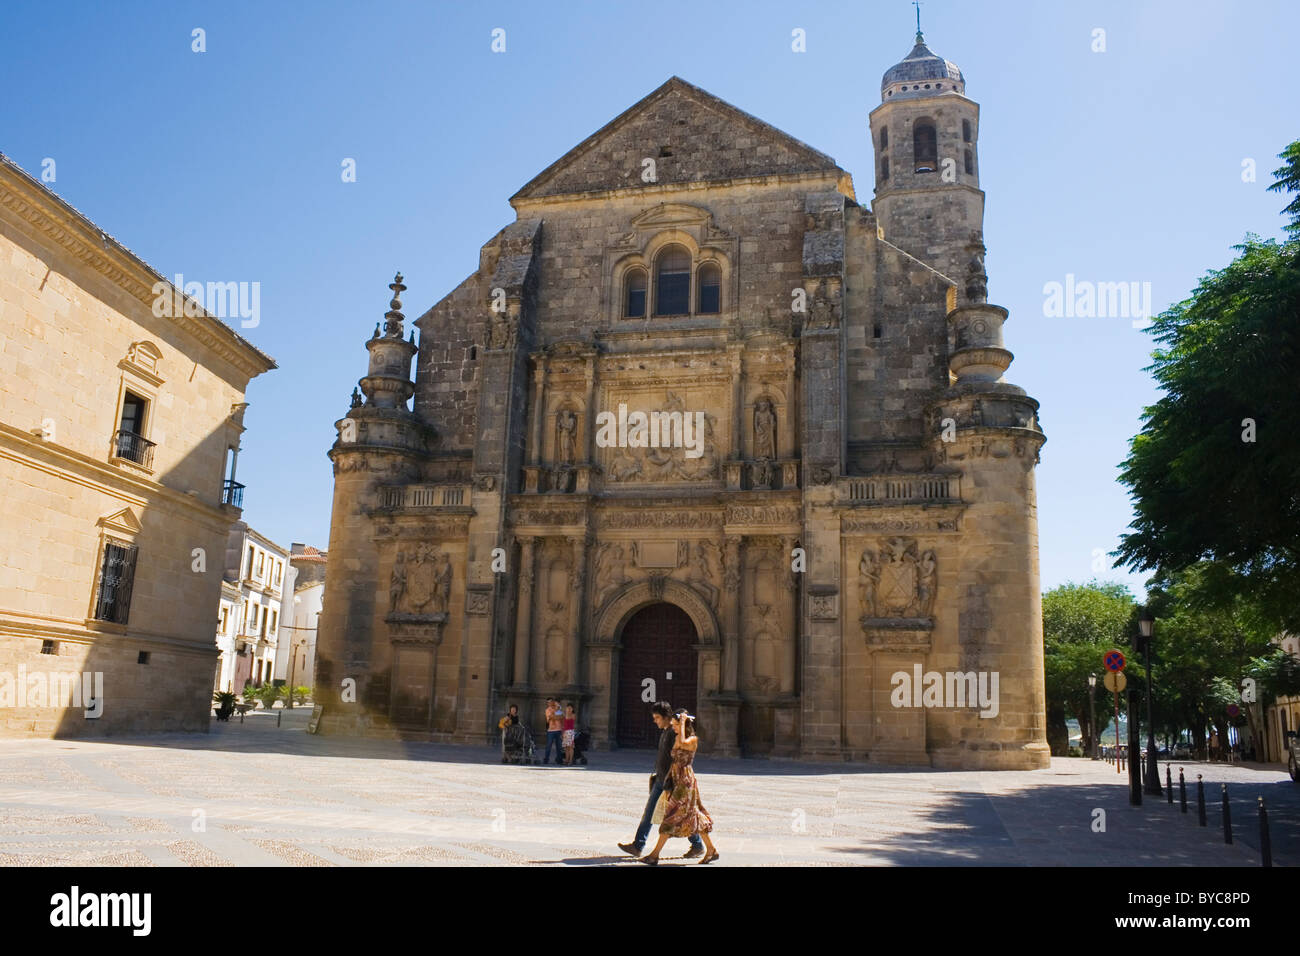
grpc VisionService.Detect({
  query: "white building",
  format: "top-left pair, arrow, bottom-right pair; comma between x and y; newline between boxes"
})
214,523 -> 289,693
274,543 -> 326,692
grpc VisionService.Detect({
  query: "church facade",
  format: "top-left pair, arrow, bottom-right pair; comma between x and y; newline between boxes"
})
316,33 -> 1050,769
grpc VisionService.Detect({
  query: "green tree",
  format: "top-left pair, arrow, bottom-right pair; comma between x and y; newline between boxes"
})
1042,581 -> 1135,755
1143,563 -> 1279,758
1115,141 -> 1300,631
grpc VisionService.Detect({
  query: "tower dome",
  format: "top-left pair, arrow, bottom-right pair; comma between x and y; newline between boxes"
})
881,32 -> 965,101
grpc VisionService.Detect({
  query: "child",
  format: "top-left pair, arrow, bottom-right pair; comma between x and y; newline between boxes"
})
562,703 -> 577,766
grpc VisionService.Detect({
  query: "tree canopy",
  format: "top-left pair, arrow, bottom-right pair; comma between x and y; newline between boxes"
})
1115,141 -> 1300,631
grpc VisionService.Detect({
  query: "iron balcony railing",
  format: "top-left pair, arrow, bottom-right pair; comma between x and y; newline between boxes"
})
223,480 -> 246,508
113,429 -> 156,468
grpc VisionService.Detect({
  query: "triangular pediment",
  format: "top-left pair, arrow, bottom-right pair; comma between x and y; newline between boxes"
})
511,77 -> 850,203
97,507 -> 142,536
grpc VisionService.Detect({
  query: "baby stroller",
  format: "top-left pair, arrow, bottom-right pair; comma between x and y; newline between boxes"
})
572,729 -> 591,766
501,722 -> 536,765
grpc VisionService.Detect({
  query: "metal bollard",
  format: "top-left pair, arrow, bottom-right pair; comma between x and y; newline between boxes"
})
1258,798 -> 1272,867
1179,768 -> 1187,813
1222,784 -> 1232,844
1197,774 -> 1206,826
1166,765 -> 1173,804
277,709 -> 282,728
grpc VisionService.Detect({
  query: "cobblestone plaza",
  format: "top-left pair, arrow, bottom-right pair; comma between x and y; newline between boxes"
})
0,715 -> 1292,867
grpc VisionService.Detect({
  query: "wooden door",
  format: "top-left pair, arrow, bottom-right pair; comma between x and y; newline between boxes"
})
616,603 -> 697,749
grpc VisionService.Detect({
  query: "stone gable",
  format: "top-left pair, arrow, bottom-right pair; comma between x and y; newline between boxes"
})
511,76 -> 852,202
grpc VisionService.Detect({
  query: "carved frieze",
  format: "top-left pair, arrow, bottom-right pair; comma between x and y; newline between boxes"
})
598,510 -> 722,529
841,515 -> 960,534
724,505 -> 800,526
510,508 -> 587,527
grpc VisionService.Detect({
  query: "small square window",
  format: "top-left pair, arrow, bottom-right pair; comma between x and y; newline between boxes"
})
137,651 -> 151,665
40,640 -> 58,655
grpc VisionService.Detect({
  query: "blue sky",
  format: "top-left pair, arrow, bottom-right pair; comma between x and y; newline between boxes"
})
3,0 -> 1295,597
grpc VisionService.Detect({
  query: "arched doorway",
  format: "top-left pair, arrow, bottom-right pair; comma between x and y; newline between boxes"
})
616,603 -> 698,749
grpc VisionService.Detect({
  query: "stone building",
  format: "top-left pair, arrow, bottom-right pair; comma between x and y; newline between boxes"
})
274,543 -> 326,690
0,154 -> 274,736
213,523 -> 289,693
316,32 -> 1050,768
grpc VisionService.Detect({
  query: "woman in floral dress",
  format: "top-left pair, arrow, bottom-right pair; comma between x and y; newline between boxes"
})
638,711 -> 719,865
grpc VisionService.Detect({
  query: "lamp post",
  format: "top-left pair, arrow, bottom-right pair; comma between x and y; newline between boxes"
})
1088,673 -> 1099,759
1139,606 -> 1162,796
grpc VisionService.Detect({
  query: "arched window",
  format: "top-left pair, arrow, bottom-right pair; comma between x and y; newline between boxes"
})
913,121 -> 937,173
697,262 -> 721,314
624,268 -> 647,318
880,127 -> 888,149
654,245 -> 691,316
962,119 -> 972,143
881,157 -> 890,181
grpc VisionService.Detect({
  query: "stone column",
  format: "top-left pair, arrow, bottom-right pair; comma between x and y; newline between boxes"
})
512,536 -> 536,686
728,345 -> 744,460
711,534 -> 744,757
566,534 -> 588,688
780,535 -> 798,694
722,535 -> 742,691
529,359 -> 548,465
582,357 -> 596,464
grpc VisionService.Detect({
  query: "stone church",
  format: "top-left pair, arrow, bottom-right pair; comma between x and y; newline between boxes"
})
316,31 -> 1050,769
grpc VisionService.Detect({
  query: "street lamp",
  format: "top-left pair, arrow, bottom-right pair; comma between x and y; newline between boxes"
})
1139,606 -> 1162,796
1088,673 -> 1099,759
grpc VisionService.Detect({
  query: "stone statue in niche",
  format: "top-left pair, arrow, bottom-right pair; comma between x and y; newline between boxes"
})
753,398 -> 776,459
556,408 -> 578,464
431,551 -> 453,614
389,551 -> 407,613
917,549 -> 937,617
858,549 -> 880,617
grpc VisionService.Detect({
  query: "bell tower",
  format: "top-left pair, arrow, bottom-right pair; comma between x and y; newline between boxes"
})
868,24 -> 984,303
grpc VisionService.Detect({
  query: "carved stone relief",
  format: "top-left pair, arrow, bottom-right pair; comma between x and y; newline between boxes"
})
388,544 -> 453,615
857,537 -> 936,619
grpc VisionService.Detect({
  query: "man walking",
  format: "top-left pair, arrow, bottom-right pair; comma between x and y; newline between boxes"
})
618,700 -> 704,859
543,697 -> 564,765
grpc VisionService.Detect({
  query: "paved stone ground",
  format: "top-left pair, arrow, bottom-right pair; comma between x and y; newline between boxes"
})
0,713 -> 1293,866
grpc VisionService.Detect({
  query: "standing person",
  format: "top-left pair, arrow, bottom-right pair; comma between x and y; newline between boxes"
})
498,704 -> 519,759
562,702 -> 577,766
639,710 -> 718,865
543,698 -> 564,765
618,702 -> 704,859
